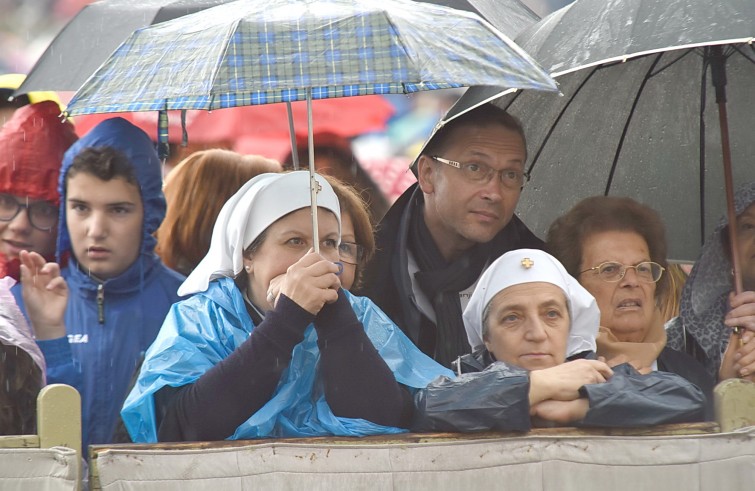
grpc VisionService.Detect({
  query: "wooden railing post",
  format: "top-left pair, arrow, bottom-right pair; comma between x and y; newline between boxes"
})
714,378 -> 755,432
37,384 -> 82,489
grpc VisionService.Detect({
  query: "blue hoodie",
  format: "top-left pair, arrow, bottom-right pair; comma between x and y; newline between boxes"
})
14,118 -> 185,449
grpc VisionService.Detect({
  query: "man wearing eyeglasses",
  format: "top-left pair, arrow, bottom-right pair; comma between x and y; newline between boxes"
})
357,103 -> 545,368
0,101 -> 78,280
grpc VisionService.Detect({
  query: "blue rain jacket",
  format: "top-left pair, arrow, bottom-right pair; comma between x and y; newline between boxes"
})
122,277 -> 453,443
14,118 -> 185,449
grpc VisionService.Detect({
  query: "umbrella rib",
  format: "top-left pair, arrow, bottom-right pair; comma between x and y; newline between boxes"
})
731,44 -> 755,65
648,49 -> 694,78
604,53 -> 664,196
698,49 -> 710,248
527,67 -> 600,176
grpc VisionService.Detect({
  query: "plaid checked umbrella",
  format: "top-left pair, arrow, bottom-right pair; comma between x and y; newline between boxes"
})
66,0 -> 557,250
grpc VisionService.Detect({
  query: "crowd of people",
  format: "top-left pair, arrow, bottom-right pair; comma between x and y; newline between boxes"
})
1,88 -> 754,453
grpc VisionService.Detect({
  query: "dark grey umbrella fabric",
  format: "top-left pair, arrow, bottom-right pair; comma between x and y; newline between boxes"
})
419,0 -> 541,39
440,0 -> 755,261
516,0 -> 754,76
17,0 -> 230,94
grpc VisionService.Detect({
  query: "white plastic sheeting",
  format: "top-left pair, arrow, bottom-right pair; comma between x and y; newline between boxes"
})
94,428 -> 755,490
0,446 -> 79,491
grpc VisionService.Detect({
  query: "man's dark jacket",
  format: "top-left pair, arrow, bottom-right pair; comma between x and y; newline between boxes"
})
356,183 -> 544,363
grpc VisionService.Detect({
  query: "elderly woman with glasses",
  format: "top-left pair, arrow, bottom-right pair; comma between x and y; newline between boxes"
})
547,196 -> 714,418
412,249 -> 705,432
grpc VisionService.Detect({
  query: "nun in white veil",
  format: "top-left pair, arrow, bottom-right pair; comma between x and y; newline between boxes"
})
413,249 -> 706,432
122,171 -> 451,443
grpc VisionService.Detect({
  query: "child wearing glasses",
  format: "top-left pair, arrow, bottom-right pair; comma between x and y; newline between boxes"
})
0,101 -> 77,280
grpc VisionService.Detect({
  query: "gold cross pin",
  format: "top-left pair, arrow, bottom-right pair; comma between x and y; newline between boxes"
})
521,258 -> 534,269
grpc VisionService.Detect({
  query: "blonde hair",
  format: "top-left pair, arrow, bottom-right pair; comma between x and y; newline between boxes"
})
659,263 -> 689,322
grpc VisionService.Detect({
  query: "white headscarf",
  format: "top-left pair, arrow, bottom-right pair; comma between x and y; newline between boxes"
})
179,171 -> 341,296
463,249 -> 598,357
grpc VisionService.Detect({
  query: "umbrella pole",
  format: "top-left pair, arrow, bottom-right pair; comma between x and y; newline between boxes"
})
286,102 -> 300,170
711,46 -> 743,296
307,88 -> 319,254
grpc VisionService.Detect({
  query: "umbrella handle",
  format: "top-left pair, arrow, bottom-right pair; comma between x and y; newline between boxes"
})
711,47 -> 743,297
712,46 -> 745,349
307,88 -> 319,255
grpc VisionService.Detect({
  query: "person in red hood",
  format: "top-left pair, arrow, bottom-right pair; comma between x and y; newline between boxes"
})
0,100 -> 78,280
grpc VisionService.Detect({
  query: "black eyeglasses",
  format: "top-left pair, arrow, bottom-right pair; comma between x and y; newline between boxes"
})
579,261 -> 665,283
431,156 -> 529,189
338,241 -> 364,265
0,194 -> 59,232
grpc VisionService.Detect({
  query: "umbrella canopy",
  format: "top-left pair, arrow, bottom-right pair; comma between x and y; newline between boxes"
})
17,0 -> 233,94
65,0 -> 556,115
442,0 -> 755,262
17,0 -> 539,96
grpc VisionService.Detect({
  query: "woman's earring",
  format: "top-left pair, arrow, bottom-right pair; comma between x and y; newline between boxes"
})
245,265 -> 252,273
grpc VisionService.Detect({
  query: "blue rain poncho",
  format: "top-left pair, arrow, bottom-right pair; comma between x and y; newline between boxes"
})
122,277 -> 453,442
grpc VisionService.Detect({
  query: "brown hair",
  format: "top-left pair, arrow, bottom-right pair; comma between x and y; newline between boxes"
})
0,344 -> 42,435
547,196 -> 669,299
324,176 -> 375,289
156,149 -> 281,275
66,146 -> 137,186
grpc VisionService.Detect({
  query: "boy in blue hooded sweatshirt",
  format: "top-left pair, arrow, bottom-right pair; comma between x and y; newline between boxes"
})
13,118 -> 185,449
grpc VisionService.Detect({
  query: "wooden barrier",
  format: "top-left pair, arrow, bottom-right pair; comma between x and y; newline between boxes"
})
0,384 -> 81,491
715,378 -> 755,432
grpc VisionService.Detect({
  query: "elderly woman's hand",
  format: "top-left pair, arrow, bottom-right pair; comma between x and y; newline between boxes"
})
724,291 -> 755,333
531,399 -> 590,425
719,291 -> 755,381
720,330 -> 755,381
276,250 -> 341,315
528,359 -> 613,406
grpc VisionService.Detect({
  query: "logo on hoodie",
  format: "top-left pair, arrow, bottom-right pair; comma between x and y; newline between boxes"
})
68,333 -> 89,344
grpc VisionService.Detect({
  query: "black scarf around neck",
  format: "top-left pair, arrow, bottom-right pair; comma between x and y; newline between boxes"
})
408,203 -> 496,366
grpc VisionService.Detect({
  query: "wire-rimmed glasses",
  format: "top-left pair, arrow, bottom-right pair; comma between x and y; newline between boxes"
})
431,156 -> 529,189
579,261 -> 665,283
338,241 -> 364,265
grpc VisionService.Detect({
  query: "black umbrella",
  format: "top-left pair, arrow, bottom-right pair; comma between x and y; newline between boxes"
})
441,0 -> 755,273
16,0 -> 231,94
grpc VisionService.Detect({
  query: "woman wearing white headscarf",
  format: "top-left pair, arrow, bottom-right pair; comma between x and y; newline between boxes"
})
121,171 -> 451,443
413,249 -> 706,432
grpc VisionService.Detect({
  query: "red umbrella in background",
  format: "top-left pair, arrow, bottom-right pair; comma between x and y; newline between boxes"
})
72,95 -> 395,148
